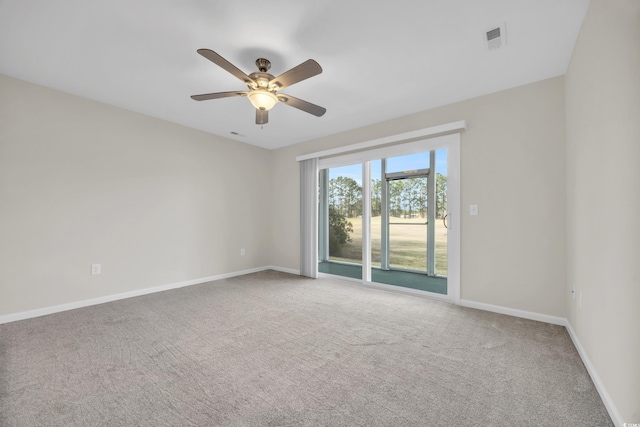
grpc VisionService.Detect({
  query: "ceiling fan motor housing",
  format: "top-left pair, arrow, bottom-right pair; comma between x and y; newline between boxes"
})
248,72 -> 275,89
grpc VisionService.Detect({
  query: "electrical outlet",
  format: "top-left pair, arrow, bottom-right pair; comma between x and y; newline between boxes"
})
240,248 -> 245,256
91,264 -> 101,275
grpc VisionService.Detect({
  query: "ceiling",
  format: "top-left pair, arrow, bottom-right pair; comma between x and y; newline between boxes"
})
0,0 -> 589,150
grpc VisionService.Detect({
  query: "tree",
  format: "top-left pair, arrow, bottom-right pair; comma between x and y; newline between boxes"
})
328,177 -> 345,216
436,173 -> 447,218
406,178 -> 425,218
388,180 -> 404,218
371,179 -> 382,216
418,178 -> 428,218
328,205 -> 353,255
329,176 -> 362,218
343,177 -> 362,218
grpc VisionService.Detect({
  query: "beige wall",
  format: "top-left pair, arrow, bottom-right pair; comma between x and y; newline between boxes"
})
565,0 -> 640,421
271,76 -> 567,318
0,75 -> 272,316
1,1 -> 637,418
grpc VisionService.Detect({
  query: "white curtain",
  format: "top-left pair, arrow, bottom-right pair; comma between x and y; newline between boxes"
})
299,158 -> 318,278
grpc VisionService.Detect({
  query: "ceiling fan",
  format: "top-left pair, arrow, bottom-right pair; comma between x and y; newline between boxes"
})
191,49 -> 326,125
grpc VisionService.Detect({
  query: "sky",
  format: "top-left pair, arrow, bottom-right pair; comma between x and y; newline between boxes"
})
328,148 -> 447,185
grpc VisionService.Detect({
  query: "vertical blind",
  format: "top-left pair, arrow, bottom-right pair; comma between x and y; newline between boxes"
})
299,158 -> 318,278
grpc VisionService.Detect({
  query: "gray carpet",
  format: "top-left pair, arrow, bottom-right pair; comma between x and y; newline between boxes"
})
0,271 -> 612,426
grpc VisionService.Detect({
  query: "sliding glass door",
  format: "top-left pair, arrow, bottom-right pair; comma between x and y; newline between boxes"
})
317,134 -> 459,300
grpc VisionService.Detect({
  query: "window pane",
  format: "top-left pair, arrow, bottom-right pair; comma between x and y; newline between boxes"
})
389,221 -> 427,271
435,148 -> 448,276
370,160 -> 382,267
386,151 -> 429,174
328,164 -> 362,265
388,177 -> 428,222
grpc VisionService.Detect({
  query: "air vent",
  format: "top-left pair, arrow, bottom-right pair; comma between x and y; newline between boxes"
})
485,23 -> 507,51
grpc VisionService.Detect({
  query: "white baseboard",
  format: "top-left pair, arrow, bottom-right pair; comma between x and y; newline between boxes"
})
0,266 -> 276,325
459,299 -> 566,326
267,265 -> 300,275
565,321 -> 624,427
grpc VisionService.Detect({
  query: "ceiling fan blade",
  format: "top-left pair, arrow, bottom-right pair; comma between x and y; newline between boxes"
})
277,94 -> 326,117
197,49 -> 253,84
269,59 -> 322,90
191,91 -> 247,101
256,109 -> 268,125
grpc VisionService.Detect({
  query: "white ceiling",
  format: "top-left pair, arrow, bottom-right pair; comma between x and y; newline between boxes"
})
0,0 -> 589,150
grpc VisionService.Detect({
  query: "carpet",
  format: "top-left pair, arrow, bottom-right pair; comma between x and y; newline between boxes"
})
0,271 -> 612,426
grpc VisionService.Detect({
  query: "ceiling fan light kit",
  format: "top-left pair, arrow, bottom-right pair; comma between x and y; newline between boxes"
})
247,89 -> 278,111
191,49 -> 326,125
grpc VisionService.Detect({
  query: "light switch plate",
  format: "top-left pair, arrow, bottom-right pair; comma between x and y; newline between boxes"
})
91,264 -> 101,275
470,204 -> 479,216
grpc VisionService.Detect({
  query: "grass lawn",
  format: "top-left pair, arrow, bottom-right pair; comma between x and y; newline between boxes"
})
330,216 -> 448,276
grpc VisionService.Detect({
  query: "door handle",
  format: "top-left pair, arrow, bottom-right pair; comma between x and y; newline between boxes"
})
443,213 -> 448,229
